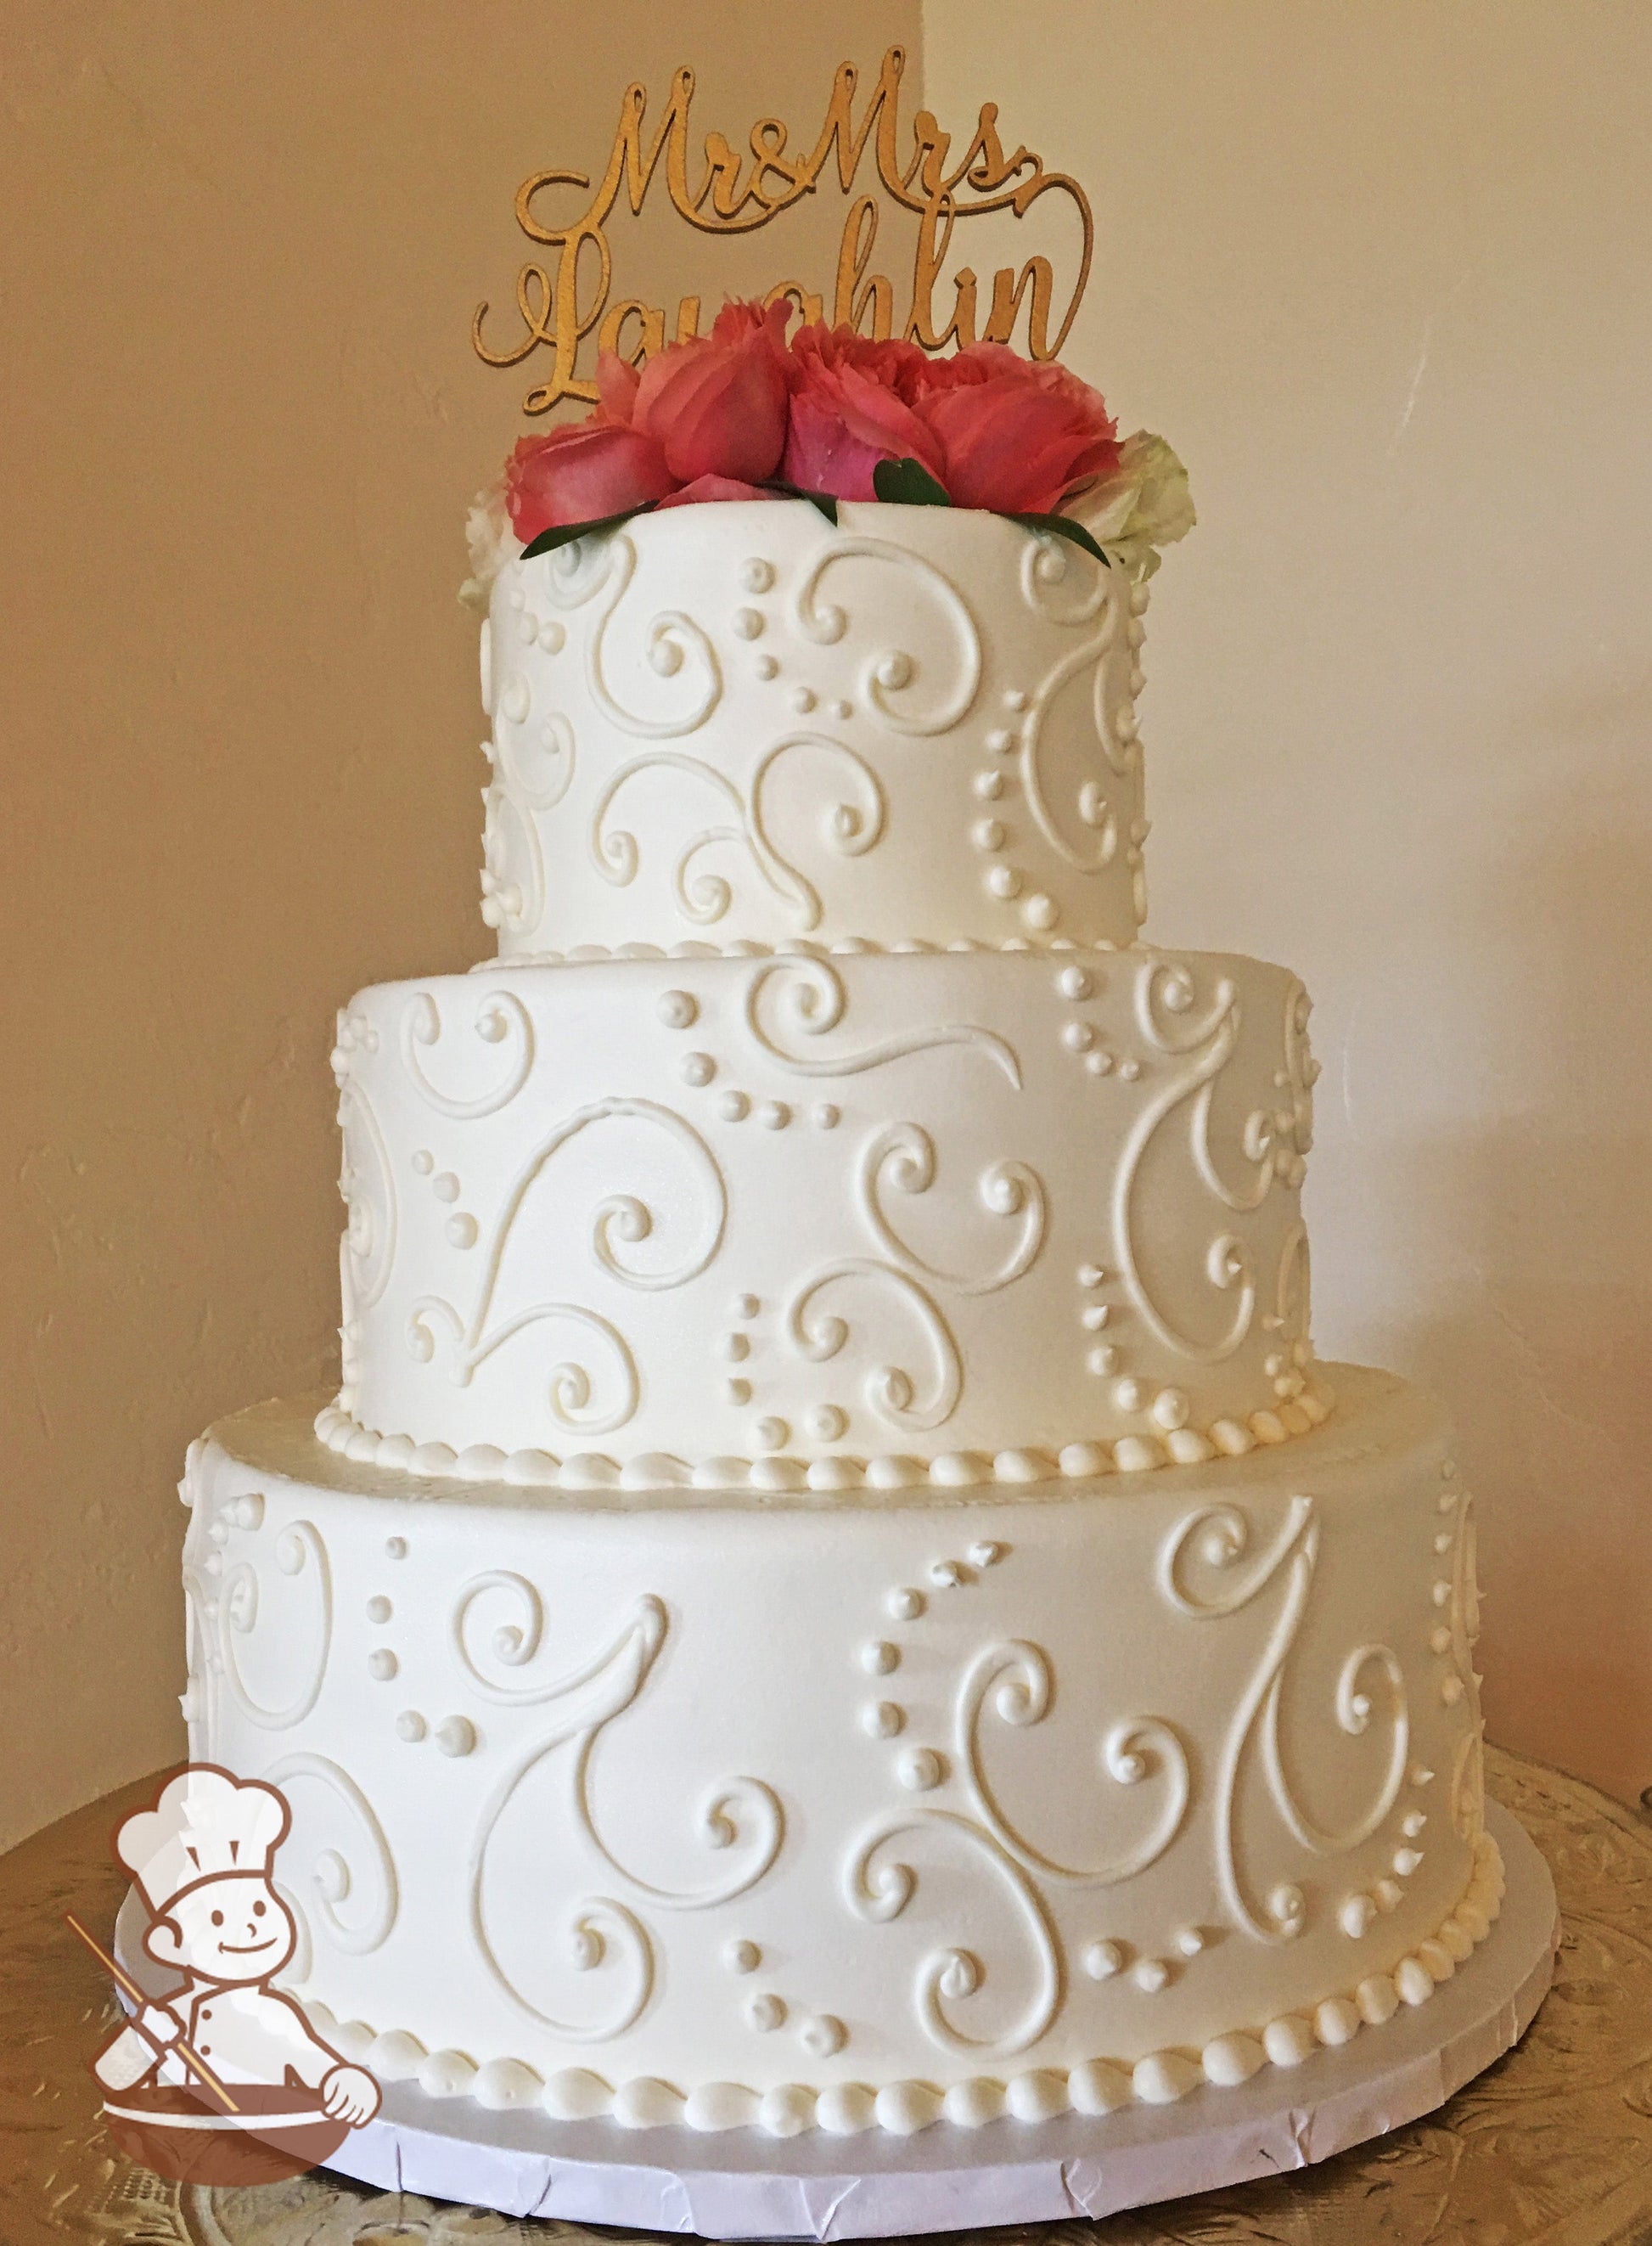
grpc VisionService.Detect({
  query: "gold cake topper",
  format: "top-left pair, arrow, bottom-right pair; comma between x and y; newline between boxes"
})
475,48 -> 1093,414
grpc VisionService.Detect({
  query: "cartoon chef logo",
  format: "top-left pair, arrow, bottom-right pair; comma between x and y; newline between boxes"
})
79,1764 -> 380,2186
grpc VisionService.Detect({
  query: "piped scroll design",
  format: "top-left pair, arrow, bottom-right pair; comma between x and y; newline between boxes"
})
402,989 -> 536,1121
857,1123 -> 1046,1296
217,1523 -> 333,1733
785,1259 -> 963,1433
958,1642 -> 1189,1884
495,708 -> 576,813
845,1810 -> 1062,2058
793,538 -> 982,735
590,734 -> 885,929
262,1752 -> 398,1961
481,785 -> 545,935
464,1589 -> 783,2041
1112,959 -> 1311,1367
539,531 -> 722,739
1014,535 -> 1139,875
745,957 -> 1020,1084
338,1082 -> 397,1313
1159,1495 -> 1408,1945
407,1098 -> 727,1437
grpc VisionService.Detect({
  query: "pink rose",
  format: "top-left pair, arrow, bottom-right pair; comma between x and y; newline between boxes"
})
780,325 -> 947,501
632,298 -> 792,486
656,474 -> 779,509
911,344 -> 1120,515
503,420 -> 675,543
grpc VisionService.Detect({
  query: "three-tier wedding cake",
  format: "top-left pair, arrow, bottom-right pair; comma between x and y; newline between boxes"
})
173,326 -> 1497,2145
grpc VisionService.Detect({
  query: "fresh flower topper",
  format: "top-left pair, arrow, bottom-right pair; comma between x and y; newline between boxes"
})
464,299 -> 1192,605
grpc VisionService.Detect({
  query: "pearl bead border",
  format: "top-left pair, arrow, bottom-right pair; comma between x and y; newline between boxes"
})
313,1381 -> 1335,1495
301,1830 -> 1503,2140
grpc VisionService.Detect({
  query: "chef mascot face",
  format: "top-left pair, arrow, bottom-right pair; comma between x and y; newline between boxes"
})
97,1765 -> 379,2131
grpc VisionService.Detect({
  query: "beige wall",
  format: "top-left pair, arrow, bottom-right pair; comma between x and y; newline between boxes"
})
927,0 -> 1652,1802
0,2 -> 920,1854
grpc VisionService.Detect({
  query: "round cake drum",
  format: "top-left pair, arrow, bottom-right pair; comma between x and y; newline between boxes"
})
115,1801 -> 1555,2239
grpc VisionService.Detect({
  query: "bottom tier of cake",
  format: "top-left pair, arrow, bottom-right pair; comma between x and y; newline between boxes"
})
177,1363 -> 1495,2139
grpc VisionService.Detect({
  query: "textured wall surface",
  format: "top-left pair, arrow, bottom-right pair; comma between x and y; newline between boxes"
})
0,1 -> 921,1853
926,0 -> 1652,1802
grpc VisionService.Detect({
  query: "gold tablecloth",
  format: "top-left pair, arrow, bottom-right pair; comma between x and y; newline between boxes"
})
3,1746 -> 1649,2246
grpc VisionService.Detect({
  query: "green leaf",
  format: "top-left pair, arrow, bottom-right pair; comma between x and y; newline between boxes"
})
519,504 -> 651,560
1009,511 -> 1111,566
759,481 -> 840,526
873,455 -> 952,508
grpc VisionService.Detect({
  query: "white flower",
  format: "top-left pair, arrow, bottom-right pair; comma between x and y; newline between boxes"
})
1074,431 -> 1195,579
458,481 -> 521,613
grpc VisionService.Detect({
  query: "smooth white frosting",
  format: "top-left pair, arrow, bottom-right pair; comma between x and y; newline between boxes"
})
328,945 -> 1323,1471
180,1366 -> 1491,2137
478,503 -> 1149,957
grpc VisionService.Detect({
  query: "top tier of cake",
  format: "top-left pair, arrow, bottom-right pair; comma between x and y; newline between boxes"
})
479,502 -> 1149,959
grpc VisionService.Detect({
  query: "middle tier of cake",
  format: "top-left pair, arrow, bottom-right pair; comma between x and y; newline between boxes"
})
326,944 -> 1326,1483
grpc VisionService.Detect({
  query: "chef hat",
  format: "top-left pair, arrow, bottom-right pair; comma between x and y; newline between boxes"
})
116,1765 -> 291,1916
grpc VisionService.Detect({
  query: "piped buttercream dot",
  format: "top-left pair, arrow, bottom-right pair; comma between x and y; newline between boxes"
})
724,1378 -> 751,1405
969,1540 -> 1005,1567
1132,1956 -> 1170,1994
1083,1939 -> 1125,1979
385,1536 -> 407,1559
898,1747 -> 945,1790
732,607 -> 764,639
1340,1893 -> 1376,1938
944,2077 -> 1005,2128
739,556 -> 774,593
615,2078 -> 685,2129
1069,2058 -> 1132,2114
757,1099 -> 790,1129
1374,1877 -> 1404,1912
1064,1021 -> 1096,1052
752,1416 -> 789,1451
1403,1810 -> 1428,1837
1059,1442 -> 1109,1477
476,2057 -> 544,2111
395,1711 -> 426,1743
972,818 -> 1005,852
789,684 -> 816,713
1058,965 -> 1093,1000
432,1172 -> 460,1203
1395,1955 -> 1436,2007
809,1101 -> 841,1131
367,1650 -> 397,1682
886,1586 -> 924,1620
799,2013 -> 846,2058
1174,1926 -> 1205,1957
929,1558 -> 965,1588
1316,1996 -> 1363,2046
862,1700 -> 904,1739
419,2050 -> 478,2100
875,649 -> 913,690
1411,1764 -> 1436,1786
656,988 -> 698,1028
542,2069 -> 613,2121
718,1090 -> 750,1121
1023,892 -> 1059,932
1262,2014 -> 1316,2067
1112,1377 -> 1144,1412
758,2084 -> 817,2137
753,652 -> 779,680
1114,1436 -> 1162,1472
444,1213 -> 478,1249
722,1938 -> 761,1974
875,2080 -> 944,2136
721,1331 -> 750,1362
974,768 -> 1005,801
1007,2069 -> 1069,2122
815,2082 -> 876,2134
1394,1846 -> 1424,1877
861,1640 -> 900,1675
1356,1973 -> 1400,2026
745,1991 -> 786,2032
367,2029 -> 426,2081
986,864 -> 1023,899
1441,1674 -> 1465,1705
1438,1917 -> 1475,1962
680,1051 -> 716,1087
1419,1936 -> 1456,1982
434,1715 -> 476,1757
1430,1624 -> 1453,1653
1133,2052 -> 1200,2104
366,1594 -> 392,1624
1202,2034 -> 1264,2086
1151,1388 -> 1190,1431
806,1404 -> 847,1441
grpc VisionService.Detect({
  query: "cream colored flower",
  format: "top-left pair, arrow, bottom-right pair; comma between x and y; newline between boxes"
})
458,481 -> 521,612
1075,431 -> 1195,578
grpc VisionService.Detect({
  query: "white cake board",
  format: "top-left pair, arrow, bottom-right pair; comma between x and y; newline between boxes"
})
114,1801 -> 1556,2241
